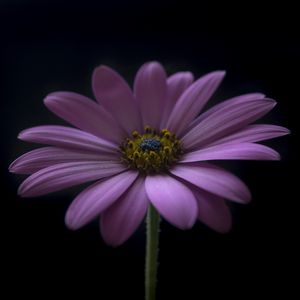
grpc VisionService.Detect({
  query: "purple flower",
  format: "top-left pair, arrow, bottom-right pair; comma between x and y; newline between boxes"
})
10,62 -> 289,246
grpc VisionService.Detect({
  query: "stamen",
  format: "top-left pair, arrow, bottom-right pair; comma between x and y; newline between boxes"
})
120,126 -> 182,173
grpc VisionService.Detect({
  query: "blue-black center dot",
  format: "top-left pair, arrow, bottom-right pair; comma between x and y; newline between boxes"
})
139,139 -> 161,151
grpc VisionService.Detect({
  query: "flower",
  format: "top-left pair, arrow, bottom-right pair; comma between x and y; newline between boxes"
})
10,62 -> 289,246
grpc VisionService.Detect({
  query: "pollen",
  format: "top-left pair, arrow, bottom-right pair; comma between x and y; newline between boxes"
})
120,126 -> 183,173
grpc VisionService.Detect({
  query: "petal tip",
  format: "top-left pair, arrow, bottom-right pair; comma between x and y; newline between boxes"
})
283,128 -> 291,135
17,131 -> 25,140
101,235 -> 123,248
17,186 -> 28,198
146,60 -> 162,66
8,163 -> 17,173
264,98 -> 277,108
179,221 -> 195,230
64,212 -> 80,231
274,152 -> 281,160
244,194 -> 252,204
92,64 -> 113,76
43,95 -> 53,106
18,129 -> 31,141
213,70 -> 227,78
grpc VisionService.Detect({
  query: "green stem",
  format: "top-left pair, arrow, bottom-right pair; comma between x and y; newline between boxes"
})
145,204 -> 160,300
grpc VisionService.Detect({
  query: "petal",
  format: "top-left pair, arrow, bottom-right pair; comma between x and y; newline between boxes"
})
92,66 -> 142,134
193,188 -> 232,233
9,146 -> 117,174
100,176 -> 148,246
65,171 -> 138,230
145,174 -> 198,229
18,161 -> 127,197
170,163 -> 251,204
134,61 -> 167,129
188,93 -> 265,130
166,71 -> 226,136
18,125 -> 118,154
44,91 -> 125,143
207,124 -> 290,146
182,98 -> 276,150
160,72 -> 194,128
181,142 -> 280,162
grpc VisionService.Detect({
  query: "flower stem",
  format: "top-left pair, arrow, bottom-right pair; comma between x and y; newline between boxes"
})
145,204 -> 160,300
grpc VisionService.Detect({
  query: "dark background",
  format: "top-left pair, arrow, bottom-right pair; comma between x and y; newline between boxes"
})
1,1 -> 299,299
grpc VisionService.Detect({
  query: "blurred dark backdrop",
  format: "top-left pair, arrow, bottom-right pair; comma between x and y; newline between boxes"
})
1,1 -> 299,299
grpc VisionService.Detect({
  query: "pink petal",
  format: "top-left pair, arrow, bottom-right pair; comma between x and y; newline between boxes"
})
160,72 -> 194,128
145,174 -> 198,229
18,125 -> 118,154
188,93 -> 265,131
181,142 -> 280,163
207,124 -> 290,146
193,188 -> 232,233
100,176 -> 148,246
166,71 -> 226,137
170,163 -> 251,204
9,146 -> 117,174
182,98 -> 276,150
44,91 -> 126,143
65,171 -> 138,230
92,66 -> 142,134
18,161 -> 127,197
134,61 -> 167,129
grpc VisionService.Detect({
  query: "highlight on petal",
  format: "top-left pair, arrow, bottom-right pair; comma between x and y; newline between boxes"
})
9,146 -> 117,174
65,171 -> 138,230
181,142 -> 280,163
101,176 -> 148,246
145,174 -> 198,229
92,66 -> 142,134
18,161 -> 127,197
166,71 -> 226,136
44,91 -> 125,143
170,162 -> 251,204
160,71 -> 194,128
134,61 -> 167,129
182,98 -> 277,150
18,125 -> 118,154
193,188 -> 232,233
206,124 -> 290,147
188,93 -> 266,130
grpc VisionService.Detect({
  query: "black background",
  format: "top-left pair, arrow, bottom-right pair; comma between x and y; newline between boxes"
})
1,1 -> 299,299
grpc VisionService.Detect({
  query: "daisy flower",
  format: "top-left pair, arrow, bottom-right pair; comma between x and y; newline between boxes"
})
10,61 -> 289,246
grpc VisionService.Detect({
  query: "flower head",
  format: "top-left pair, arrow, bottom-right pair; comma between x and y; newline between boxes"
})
10,62 -> 289,246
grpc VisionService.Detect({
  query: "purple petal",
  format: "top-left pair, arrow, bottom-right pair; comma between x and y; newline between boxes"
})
18,125 -> 118,154
101,176 -> 148,246
160,72 -> 194,128
92,66 -> 142,134
182,98 -> 276,150
181,142 -> 280,162
134,61 -> 167,129
188,93 -> 265,131
207,124 -> 290,146
9,146 -> 117,174
193,188 -> 232,233
145,174 -> 198,229
65,171 -> 138,230
166,71 -> 226,137
170,163 -> 251,204
44,91 -> 125,143
18,161 -> 127,197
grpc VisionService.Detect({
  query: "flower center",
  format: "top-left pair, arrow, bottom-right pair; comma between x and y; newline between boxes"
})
120,126 -> 182,173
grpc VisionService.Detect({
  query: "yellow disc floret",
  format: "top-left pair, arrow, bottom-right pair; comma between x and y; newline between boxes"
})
120,126 -> 182,173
